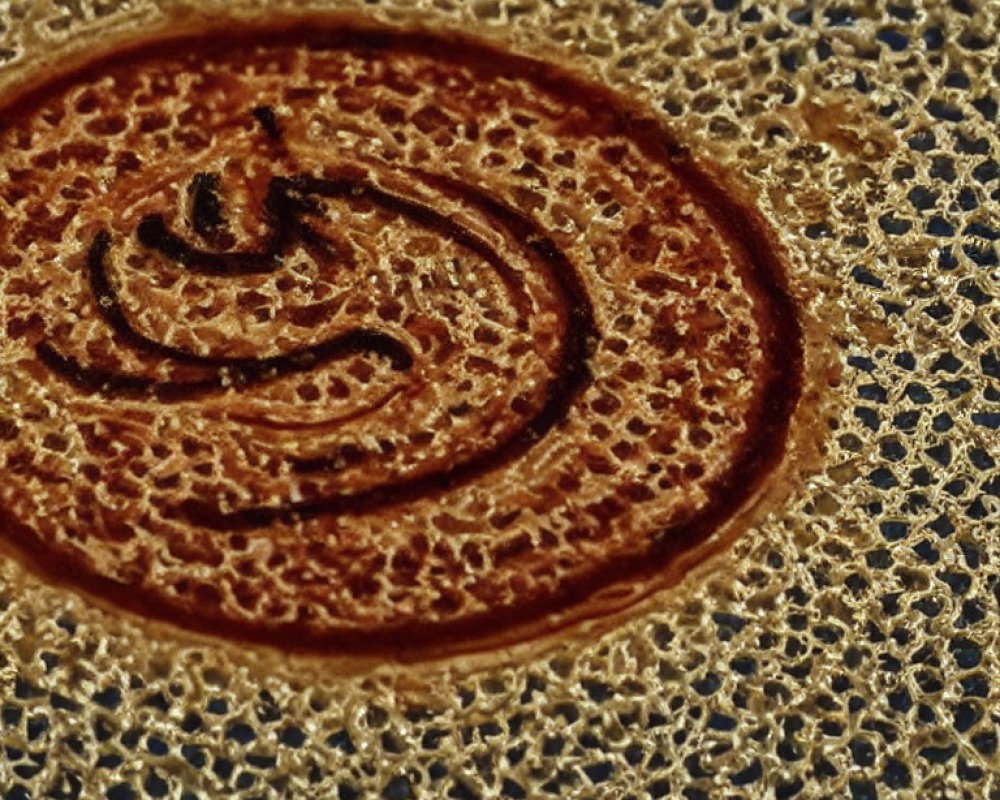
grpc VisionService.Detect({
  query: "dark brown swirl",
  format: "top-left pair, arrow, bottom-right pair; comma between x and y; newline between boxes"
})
37,167 -> 596,528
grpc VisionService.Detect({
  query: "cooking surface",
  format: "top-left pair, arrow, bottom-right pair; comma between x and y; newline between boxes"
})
0,0 -> 997,797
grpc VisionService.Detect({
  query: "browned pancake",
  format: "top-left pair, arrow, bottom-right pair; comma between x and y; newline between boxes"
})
0,19 -> 803,655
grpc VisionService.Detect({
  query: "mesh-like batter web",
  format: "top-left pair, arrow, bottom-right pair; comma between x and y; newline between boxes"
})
0,0 -> 997,798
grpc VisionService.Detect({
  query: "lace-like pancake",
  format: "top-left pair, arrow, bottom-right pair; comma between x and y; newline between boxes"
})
0,21 -> 802,654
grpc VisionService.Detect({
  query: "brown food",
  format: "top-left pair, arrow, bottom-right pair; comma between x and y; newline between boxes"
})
0,20 -> 802,655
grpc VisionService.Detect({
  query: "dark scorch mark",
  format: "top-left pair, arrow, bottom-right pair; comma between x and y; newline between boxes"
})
252,104 -> 282,141
188,172 -> 227,239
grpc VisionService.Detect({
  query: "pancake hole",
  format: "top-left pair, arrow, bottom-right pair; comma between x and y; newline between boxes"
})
328,378 -> 350,398
684,463 -> 706,479
74,91 -> 99,114
85,115 -> 127,136
296,383 -> 321,402
689,428 -> 714,448
611,441 -> 636,460
0,418 -> 18,440
42,433 -> 69,452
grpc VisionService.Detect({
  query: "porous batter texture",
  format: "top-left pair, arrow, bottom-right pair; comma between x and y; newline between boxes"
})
0,21 -> 803,652
0,1 -> 996,799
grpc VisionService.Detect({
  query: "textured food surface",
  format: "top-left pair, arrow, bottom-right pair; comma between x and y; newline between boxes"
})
0,24 -> 799,649
0,1 -> 998,800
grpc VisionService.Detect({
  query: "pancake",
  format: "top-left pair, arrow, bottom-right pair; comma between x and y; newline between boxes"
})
0,19 -> 803,655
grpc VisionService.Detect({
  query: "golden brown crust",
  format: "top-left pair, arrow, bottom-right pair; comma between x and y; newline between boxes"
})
0,14 -> 820,660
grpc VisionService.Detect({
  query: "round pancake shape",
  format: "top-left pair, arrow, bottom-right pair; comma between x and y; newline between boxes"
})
0,21 -> 803,655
